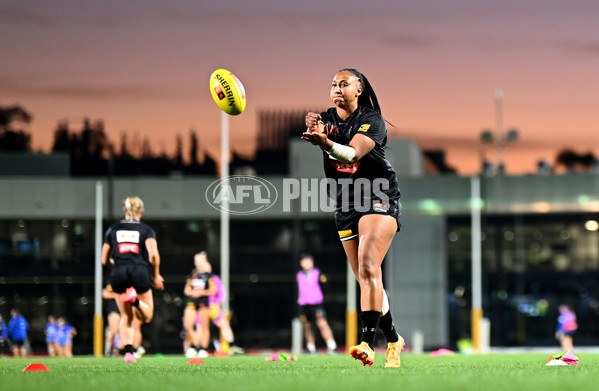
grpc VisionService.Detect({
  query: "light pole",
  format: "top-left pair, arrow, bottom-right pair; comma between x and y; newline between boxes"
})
220,111 -> 230,313
480,89 -> 519,175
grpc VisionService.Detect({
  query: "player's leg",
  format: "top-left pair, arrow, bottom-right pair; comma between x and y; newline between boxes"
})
107,311 -> 120,350
115,297 -> 137,361
183,306 -> 200,356
344,214 -> 397,366
213,311 -> 235,346
303,317 -> 316,354
358,214 -> 404,367
132,316 -> 145,357
133,289 -> 154,323
562,334 -> 574,351
198,306 -> 211,354
315,310 -> 337,353
342,238 -> 376,365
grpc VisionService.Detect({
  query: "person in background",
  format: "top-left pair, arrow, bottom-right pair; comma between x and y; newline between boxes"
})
103,285 -> 122,356
183,252 -> 216,358
0,314 -> 7,357
296,253 -> 338,354
556,304 -> 578,351
44,315 -> 59,356
8,309 -> 29,357
206,262 -> 245,355
56,317 -> 77,357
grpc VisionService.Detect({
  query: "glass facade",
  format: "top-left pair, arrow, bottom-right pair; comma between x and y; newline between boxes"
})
448,213 -> 599,347
0,218 -> 348,354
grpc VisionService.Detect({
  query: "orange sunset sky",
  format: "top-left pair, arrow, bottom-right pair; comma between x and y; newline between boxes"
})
1,0 -> 597,175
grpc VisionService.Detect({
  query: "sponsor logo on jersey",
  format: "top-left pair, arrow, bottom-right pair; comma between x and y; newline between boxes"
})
328,125 -> 340,136
118,243 -> 139,254
192,279 -> 207,289
358,124 -> 371,132
116,230 -> 140,243
331,161 -> 360,173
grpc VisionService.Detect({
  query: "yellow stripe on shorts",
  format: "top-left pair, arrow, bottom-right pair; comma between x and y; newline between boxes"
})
338,229 -> 354,238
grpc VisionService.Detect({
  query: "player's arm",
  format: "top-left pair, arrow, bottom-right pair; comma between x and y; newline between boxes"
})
348,133 -> 375,161
302,112 -> 375,162
184,280 -> 194,297
145,237 -> 164,290
205,277 -> 218,297
102,286 -> 116,300
101,243 -> 112,266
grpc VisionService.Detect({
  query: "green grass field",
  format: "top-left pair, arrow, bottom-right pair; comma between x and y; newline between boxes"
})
2,353 -> 597,391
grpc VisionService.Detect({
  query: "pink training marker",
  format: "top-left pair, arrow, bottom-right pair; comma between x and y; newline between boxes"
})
187,358 -> 205,365
23,363 -> 50,372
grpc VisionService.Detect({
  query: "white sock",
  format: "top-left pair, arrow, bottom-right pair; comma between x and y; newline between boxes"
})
306,342 -> 316,353
381,290 -> 390,316
326,339 -> 337,351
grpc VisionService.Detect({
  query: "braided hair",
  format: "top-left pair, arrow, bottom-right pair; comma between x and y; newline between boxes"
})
337,68 -> 381,115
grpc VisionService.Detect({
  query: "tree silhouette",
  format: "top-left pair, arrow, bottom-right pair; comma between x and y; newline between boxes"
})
555,149 -> 597,172
190,129 -> 198,166
0,105 -> 33,151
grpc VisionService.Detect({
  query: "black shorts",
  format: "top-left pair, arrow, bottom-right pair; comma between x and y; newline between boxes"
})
105,298 -> 120,316
186,297 -> 210,310
335,198 -> 401,241
12,339 -> 26,348
299,304 -> 327,323
110,263 -> 152,294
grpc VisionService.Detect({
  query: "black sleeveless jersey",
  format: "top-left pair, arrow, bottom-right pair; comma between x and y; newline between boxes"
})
187,270 -> 214,294
320,106 -> 400,212
103,220 -> 156,266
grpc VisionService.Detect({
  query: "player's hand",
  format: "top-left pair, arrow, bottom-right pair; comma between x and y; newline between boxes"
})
154,274 -> 165,290
305,112 -> 323,132
302,127 -> 330,148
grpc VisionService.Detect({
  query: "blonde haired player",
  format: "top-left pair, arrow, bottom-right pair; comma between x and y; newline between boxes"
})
183,252 -> 217,357
101,196 -> 164,363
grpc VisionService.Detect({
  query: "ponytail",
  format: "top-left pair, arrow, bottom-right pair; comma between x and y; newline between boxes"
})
337,68 -> 395,127
337,68 -> 381,114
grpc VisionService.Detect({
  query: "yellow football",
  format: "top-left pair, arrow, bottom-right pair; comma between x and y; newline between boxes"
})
209,69 -> 246,116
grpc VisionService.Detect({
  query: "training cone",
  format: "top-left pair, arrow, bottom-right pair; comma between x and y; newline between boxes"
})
187,358 -> 205,365
23,363 -> 50,372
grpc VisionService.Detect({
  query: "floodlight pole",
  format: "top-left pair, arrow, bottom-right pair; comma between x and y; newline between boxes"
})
93,181 -> 103,357
220,111 -> 230,313
471,176 -> 483,352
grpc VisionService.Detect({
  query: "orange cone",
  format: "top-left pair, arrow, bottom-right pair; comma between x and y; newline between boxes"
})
187,358 -> 205,364
23,363 -> 50,372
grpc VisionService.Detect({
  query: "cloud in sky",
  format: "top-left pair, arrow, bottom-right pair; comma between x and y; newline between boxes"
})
561,41 -> 599,57
1,0 -> 598,174
0,5 -> 54,27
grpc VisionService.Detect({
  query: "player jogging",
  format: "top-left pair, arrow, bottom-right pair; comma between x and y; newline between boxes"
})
101,196 -> 164,363
302,68 -> 404,367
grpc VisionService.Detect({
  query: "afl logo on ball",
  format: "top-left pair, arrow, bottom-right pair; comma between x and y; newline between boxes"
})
205,175 -> 278,215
